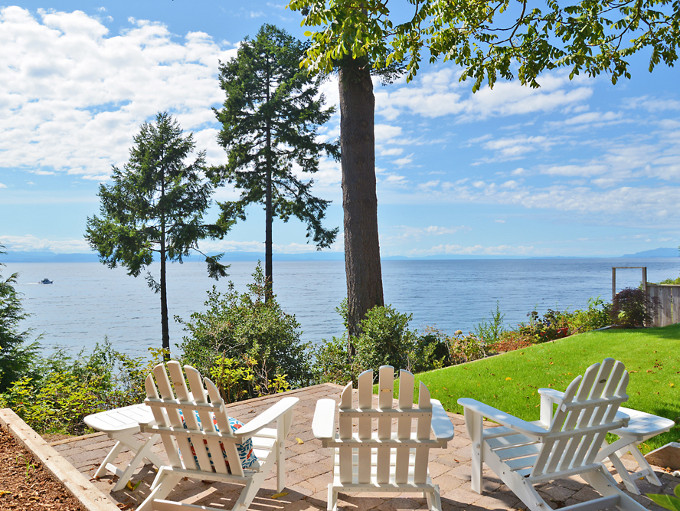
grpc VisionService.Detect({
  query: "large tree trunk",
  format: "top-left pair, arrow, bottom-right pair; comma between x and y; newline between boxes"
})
339,58 -> 384,340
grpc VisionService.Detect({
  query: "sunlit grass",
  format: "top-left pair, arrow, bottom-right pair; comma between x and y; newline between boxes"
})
407,324 -> 680,452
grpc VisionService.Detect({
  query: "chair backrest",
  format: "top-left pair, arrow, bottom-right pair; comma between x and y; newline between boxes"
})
144,360 -> 247,477
336,365 -> 434,485
532,358 -> 629,478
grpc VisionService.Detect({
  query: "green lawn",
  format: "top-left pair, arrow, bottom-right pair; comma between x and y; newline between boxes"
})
410,324 -> 680,452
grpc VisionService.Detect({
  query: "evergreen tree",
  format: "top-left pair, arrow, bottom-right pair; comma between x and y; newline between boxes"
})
85,112 -> 232,354
0,245 -> 37,391
213,24 -> 339,298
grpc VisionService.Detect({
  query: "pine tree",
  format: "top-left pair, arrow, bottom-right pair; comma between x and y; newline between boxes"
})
85,112 -> 232,354
213,24 -> 339,298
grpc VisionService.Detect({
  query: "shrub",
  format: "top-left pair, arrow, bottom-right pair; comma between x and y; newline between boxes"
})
315,303 -> 423,384
611,287 -> 659,328
409,328 -> 451,373
448,330 -> 486,364
353,305 -> 417,375
658,276 -> 680,285
0,341 -> 165,435
568,297 -> 611,333
178,264 -> 312,401
314,335 -> 355,385
519,308 -> 570,343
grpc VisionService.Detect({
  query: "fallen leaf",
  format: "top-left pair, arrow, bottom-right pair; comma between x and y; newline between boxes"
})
0,490 -> 11,496
126,480 -> 141,491
271,491 -> 289,499
505,377 -> 512,381
295,437 -> 304,444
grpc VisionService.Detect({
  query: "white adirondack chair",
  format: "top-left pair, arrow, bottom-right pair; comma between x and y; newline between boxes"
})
458,358 -> 648,511
313,366 -> 454,511
137,361 -> 298,511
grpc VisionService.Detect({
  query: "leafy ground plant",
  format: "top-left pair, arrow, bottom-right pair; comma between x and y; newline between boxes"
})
648,484 -> 680,510
179,263 -> 312,400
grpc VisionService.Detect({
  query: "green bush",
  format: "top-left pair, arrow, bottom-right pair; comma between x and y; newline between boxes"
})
409,328 -> 451,373
178,264 -> 312,401
353,305 -> 417,374
611,287 -> 659,328
314,334 -> 355,385
658,276 -> 680,285
448,330 -> 486,364
0,341 -> 165,435
568,297 -> 611,333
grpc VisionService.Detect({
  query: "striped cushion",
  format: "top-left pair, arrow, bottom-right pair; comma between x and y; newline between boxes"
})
178,410 -> 258,471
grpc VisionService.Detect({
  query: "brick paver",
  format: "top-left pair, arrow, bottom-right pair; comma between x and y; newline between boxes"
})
52,383 -> 676,510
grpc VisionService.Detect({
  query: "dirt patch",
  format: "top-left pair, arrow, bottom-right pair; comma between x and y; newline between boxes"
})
0,424 -> 86,510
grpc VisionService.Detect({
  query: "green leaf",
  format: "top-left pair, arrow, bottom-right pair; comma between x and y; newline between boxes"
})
646,492 -> 680,511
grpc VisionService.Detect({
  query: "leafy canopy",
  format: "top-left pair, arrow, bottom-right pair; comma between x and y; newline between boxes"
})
86,112 -> 231,286
213,24 -> 339,249
289,0 -> 679,90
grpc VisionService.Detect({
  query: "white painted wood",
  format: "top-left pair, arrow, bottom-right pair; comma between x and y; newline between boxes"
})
458,359 -> 647,511
315,365 -> 453,511
136,361 -> 298,511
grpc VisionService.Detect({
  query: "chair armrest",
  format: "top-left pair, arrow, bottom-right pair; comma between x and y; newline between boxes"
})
236,397 -> 299,438
538,388 -> 565,402
457,398 -> 547,438
312,399 -> 337,444
431,399 -> 454,443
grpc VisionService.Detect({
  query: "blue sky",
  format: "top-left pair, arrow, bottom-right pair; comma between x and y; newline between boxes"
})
1,2 -> 679,259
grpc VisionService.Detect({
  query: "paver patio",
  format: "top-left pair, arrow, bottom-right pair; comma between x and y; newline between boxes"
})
51,383 -> 676,510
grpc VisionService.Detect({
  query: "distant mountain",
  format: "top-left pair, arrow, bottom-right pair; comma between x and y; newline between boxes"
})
1,250 -> 345,263
622,247 -> 679,258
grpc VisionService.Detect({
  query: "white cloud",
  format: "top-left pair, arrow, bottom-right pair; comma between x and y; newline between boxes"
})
0,234 -> 90,253
0,7 -> 237,180
479,135 -> 555,160
375,68 -> 593,121
0,183 -> 6,189
406,243 -> 536,257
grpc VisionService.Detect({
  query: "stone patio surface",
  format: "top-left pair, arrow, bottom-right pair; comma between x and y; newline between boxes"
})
51,383 -> 676,510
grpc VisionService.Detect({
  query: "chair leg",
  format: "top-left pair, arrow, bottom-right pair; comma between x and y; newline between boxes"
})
582,466 -> 648,511
426,486 -> 442,511
464,411 -> 483,493
136,470 -> 182,511
608,448 -> 641,495
628,443 -> 663,486
328,484 -> 338,511
112,433 -> 161,491
94,439 -> 124,478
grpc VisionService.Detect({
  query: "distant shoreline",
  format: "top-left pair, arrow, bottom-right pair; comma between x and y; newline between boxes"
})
2,248 -> 678,263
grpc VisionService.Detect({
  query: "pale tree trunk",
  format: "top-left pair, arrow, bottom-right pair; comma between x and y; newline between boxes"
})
339,58 -> 384,340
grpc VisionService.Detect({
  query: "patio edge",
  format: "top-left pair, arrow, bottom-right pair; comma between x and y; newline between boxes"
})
0,408 -> 119,511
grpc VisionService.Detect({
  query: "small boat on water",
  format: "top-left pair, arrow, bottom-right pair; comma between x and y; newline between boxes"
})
39,278 -> 53,284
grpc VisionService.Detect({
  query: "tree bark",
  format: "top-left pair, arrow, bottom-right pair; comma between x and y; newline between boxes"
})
265,60 -> 273,301
160,224 -> 170,357
339,59 -> 384,339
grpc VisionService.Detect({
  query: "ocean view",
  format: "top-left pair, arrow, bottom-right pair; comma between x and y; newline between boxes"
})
6,257 -> 680,357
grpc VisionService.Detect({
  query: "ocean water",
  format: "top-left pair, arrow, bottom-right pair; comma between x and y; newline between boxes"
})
6,258 -> 680,357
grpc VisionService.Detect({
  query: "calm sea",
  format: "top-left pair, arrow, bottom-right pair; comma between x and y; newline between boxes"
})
6,258 -> 680,357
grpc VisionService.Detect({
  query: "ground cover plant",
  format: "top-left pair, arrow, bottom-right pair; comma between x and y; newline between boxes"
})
409,324 -> 680,453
